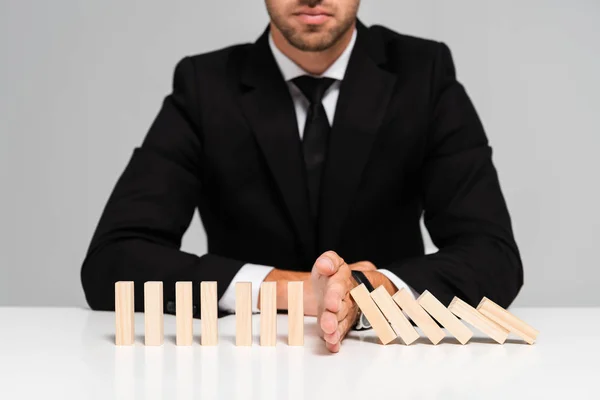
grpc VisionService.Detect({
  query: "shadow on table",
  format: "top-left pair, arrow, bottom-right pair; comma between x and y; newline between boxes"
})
221,334 -> 236,345
469,337 -> 524,345
165,334 -> 177,345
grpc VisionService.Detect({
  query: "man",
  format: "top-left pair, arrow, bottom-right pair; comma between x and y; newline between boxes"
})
81,0 -> 523,353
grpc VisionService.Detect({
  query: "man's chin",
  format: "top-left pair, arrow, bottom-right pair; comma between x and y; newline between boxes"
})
288,34 -> 336,52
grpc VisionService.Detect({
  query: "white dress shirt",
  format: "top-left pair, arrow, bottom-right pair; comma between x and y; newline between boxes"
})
218,29 -> 417,313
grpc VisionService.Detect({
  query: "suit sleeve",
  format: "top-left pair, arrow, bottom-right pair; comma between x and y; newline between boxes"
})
81,57 -> 244,316
385,43 -> 523,308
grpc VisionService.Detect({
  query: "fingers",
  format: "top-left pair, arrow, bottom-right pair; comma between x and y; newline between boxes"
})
320,310 -> 338,335
313,251 -> 345,278
326,341 -> 341,353
323,309 -> 357,347
319,297 -> 351,334
323,280 -> 347,313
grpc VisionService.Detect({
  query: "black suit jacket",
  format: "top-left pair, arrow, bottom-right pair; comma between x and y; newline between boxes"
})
81,22 -> 522,315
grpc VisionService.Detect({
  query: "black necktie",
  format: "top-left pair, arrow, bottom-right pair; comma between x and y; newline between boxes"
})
292,76 -> 335,220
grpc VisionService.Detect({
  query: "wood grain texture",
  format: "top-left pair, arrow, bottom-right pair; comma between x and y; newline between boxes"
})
115,281 -> 135,346
370,286 -> 419,345
449,297 -> 509,344
477,297 -> 539,344
350,284 -> 397,345
260,282 -> 277,346
417,290 -> 473,345
176,282 -> 193,346
393,288 -> 445,345
144,281 -> 164,346
287,281 -> 304,346
201,281 -> 218,346
235,282 -> 252,346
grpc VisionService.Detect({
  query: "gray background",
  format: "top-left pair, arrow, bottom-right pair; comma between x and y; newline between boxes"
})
1,0 -> 599,307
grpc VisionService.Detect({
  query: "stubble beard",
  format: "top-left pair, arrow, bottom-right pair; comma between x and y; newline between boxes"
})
267,2 -> 357,52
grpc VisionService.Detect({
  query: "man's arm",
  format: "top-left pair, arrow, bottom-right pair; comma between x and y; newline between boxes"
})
81,58 -> 245,315
384,43 -> 523,308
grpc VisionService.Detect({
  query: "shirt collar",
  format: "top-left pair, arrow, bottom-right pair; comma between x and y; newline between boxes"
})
269,28 -> 357,82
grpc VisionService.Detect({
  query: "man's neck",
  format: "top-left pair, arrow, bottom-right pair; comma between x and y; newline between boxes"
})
270,22 -> 356,76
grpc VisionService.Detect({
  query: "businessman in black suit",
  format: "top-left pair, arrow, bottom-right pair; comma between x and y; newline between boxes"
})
82,0 -> 523,352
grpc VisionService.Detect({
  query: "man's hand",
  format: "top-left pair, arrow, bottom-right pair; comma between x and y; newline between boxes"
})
311,251 -> 360,353
348,261 -> 377,272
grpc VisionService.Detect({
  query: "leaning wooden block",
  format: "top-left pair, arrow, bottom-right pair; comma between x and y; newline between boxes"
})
370,286 -> 419,345
350,284 -> 397,345
260,282 -> 277,346
144,281 -> 164,346
393,288 -> 445,345
115,281 -> 135,346
287,281 -> 304,346
417,290 -> 473,345
477,297 -> 539,344
235,282 -> 252,346
176,282 -> 193,346
201,281 -> 218,346
449,297 -> 509,344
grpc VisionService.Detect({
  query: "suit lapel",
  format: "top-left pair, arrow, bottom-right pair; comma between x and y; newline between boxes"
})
319,22 -> 397,251
239,29 -> 315,261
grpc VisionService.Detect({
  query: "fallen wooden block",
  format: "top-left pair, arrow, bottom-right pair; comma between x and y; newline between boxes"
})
449,297 -> 509,344
115,281 -> 135,346
477,297 -> 539,344
350,283 -> 397,345
235,282 -> 252,346
176,282 -> 193,346
371,286 -> 419,345
144,281 -> 164,346
260,282 -> 277,346
287,281 -> 304,346
417,290 -> 473,345
201,281 -> 218,346
393,288 -> 445,345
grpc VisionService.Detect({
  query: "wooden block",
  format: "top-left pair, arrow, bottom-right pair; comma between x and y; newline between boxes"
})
370,286 -> 419,345
176,282 -> 193,346
287,281 -> 304,346
115,281 -> 135,346
417,290 -> 473,345
350,284 -> 397,345
260,282 -> 277,346
235,282 -> 252,346
393,288 -> 445,345
144,281 -> 164,346
200,281 -> 218,346
477,297 -> 539,344
449,297 -> 509,344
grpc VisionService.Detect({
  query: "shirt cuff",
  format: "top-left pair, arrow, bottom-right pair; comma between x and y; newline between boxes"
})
377,269 -> 420,299
218,263 -> 275,314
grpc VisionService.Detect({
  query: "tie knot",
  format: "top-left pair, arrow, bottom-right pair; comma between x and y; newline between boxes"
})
291,76 -> 335,105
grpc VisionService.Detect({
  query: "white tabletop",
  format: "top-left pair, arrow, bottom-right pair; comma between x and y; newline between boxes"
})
0,307 -> 599,399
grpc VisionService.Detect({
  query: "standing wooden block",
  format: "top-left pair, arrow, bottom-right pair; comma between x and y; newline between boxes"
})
144,281 -> 164,346
477,297 -> 539,344
393,288 -> 445,345
370,286 -> 419,345
201,281 -> 218,346
287,281 -> 304,346
115,281 -> 135,346
449,297 -> 509,344
235,282 -> 253,346
260,282 -> 277,346
417,290 -> 473,345
176,282 -> 193,346
350,284 -> 397,345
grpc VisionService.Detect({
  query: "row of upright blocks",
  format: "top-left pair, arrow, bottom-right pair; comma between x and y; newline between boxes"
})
115,281 -> 304,347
